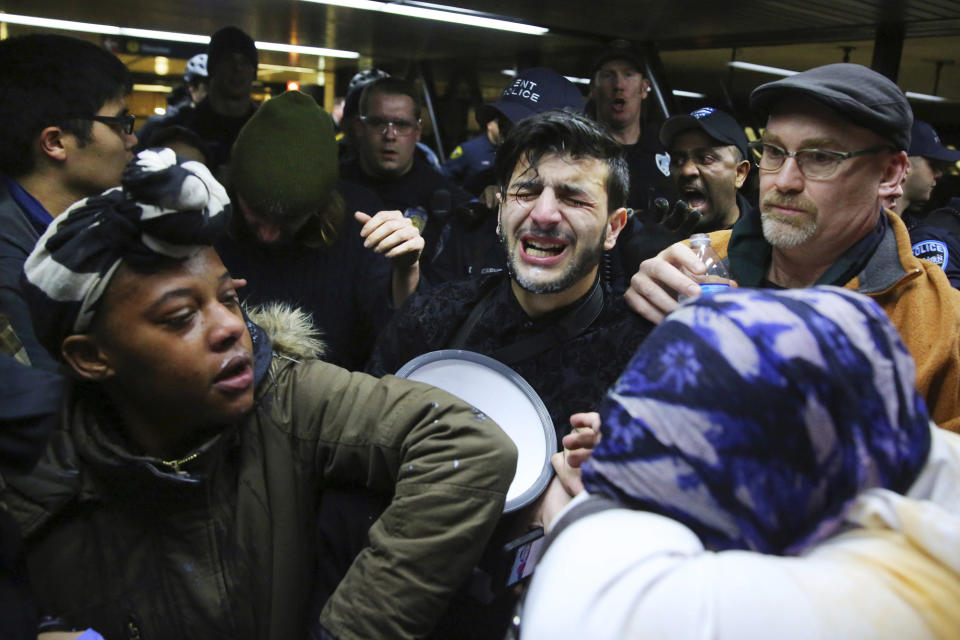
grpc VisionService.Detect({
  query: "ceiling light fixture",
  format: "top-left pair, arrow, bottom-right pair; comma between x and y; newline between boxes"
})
672,90 -> 707,99
306,0 -> 548,35
134,84 -> 174,93
259,62 -> 322,73
254,41 -> 358,58
905,91 -> 947,102
727,61 -> 798,77
0,12 -> 360,58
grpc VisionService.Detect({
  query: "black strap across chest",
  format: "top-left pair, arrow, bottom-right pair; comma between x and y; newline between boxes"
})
447,278 -> 605,366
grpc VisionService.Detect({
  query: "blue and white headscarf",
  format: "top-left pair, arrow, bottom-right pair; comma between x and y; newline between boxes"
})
22,149 -> 230,358
582,287 -> 932,555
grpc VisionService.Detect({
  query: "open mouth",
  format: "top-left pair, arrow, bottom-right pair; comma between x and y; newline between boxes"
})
213,354 -> 254,393
611,97 -> 627,112
520,235 -> 568,264
680,186 -> 708,211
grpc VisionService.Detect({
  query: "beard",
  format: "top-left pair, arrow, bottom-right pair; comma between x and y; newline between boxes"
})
500,226 -> 605,295
759,191 -> 819,249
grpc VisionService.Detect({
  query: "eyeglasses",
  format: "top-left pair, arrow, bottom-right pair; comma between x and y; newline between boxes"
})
749,140 -> 895,180
90,113 -> 136,136
359,115 -> 420,137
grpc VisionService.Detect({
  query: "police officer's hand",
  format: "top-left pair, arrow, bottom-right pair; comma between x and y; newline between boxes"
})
653,197 -> 702,235
355,210 -> 424,269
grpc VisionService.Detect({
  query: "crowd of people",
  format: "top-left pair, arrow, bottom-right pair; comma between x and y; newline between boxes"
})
0,22 -> 958,640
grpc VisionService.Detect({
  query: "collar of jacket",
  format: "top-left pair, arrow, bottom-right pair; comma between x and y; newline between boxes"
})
33,305 -> 324,496
727,206 -> 909,290
854,210 -> 924,294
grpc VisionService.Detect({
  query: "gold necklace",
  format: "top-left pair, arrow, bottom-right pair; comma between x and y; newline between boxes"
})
160,451 -> 200,473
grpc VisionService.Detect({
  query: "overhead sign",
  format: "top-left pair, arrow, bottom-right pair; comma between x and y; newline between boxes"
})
103,36 -> 205,60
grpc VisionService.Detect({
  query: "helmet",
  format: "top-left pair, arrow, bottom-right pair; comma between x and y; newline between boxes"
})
185,53 -> 208,81
347,68 -> 389,94
343,68 -> 391,121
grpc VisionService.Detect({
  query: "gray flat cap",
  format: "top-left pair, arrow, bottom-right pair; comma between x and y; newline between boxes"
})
750,63 -> 912,151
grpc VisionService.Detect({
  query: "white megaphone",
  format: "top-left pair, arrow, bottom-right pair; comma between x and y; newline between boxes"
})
397,349 -> 556,513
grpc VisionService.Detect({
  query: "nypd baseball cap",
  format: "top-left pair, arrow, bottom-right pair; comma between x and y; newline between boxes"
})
909,120 -> 960,163
750,63 -> 913,151
660,107 -> 750,160
478,67 -> 585,125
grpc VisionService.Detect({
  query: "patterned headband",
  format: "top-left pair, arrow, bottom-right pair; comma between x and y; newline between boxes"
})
22,148 -> 231,358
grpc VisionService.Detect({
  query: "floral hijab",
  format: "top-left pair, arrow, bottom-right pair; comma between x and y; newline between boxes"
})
582,286 -> 932,555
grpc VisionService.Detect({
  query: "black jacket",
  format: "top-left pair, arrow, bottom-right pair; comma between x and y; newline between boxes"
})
367,272 -> 652,442
0,180 -> 57,371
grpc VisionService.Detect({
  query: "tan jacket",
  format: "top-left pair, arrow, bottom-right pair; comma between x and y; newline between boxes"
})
707,211 -> 960,432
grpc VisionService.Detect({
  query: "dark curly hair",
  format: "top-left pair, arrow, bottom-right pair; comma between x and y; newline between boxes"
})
494,109 -> 629,213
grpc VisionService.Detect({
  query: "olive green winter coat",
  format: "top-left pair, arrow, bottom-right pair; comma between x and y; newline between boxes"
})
2,311 -> 517,639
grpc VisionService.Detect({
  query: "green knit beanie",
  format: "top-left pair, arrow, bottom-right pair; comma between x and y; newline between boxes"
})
231,90 -> 338,222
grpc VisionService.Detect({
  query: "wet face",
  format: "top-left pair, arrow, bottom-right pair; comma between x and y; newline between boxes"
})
758,99 -> 895,252
65,96 -> 137,198
592,59 -> 647,130
89,248 -> 255,439
669,130 -> 748,229
498,153 -> 625,306
209,52 -> 256,101
356,91 -> 421,178
902,156 -> 944,209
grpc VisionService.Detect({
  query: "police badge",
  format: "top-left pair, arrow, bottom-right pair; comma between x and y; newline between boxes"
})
912,240 -> 949,269
656,152 -> 671,177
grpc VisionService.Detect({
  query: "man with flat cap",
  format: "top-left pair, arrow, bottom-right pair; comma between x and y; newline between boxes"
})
619,106 -> 753,267
626,62 -> 960,433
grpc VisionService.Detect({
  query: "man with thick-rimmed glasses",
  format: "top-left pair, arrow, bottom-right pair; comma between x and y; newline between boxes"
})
339,76 -> 471,284
0,33 -> 134,373
625,62 -> 960,433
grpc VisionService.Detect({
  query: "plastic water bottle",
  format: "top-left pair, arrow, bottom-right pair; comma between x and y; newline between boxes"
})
678,233 -> 731,302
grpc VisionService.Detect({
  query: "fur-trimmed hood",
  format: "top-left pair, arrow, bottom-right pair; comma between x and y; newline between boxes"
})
246,302 -> 326,362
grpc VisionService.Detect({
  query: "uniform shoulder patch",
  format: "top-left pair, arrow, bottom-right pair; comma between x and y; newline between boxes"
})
655,152 -> 671,177
449,146 -> 464,160
912,239 -> 949,269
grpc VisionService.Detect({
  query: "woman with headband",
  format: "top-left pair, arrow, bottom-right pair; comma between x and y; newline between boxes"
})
5,149 -> 516,640
525,287 -> 960,639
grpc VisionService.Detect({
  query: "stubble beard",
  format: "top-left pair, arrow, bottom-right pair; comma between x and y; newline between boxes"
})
500,228 -> 605,295
759,192 -> 819,249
